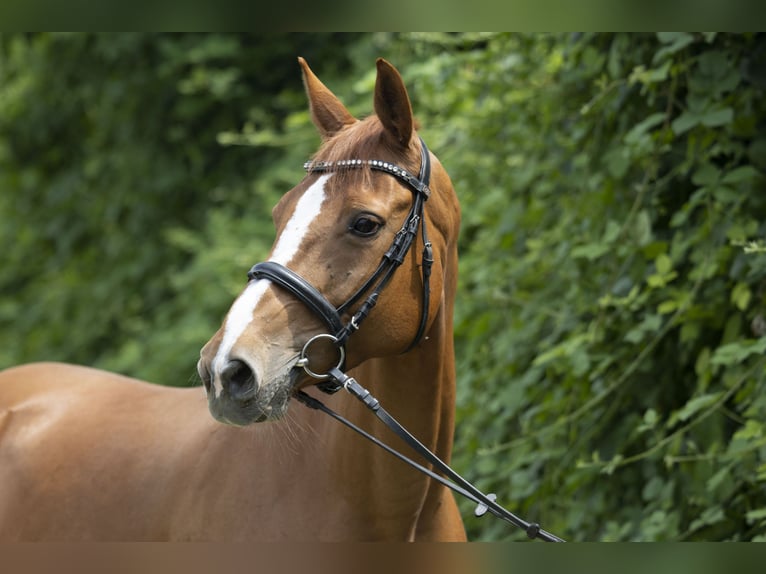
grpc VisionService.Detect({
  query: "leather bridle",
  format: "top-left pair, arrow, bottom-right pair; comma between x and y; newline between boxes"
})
245,136 -> 565,542
248,137 -> 433,393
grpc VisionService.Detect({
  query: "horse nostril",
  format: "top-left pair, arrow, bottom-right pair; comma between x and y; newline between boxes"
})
220,359 -> 257,400
198,360 -> 213,394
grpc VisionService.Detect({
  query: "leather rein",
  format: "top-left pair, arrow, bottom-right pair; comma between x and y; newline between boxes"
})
246,138 -> 564,542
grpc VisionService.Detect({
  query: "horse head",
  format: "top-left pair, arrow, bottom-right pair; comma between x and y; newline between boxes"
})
198,58 -> 459,425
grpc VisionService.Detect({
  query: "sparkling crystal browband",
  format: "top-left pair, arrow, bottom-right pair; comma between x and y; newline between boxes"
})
303,159 -> 431,197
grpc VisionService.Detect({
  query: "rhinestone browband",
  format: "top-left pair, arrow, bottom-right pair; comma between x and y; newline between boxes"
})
303,159 -> 431,198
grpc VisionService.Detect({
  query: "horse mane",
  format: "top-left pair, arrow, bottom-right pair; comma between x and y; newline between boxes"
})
309,115 -> 422,191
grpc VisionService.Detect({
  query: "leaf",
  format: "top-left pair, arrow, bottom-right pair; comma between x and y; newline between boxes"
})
694,347 -> 712,392
746,508 -> 766,524
629,62 -> 671,88
711,337 -> 766,366
657,300 -> 678,314
706,466 -> 730,493
624,313 -> 662,344
604,148 -> 630,178
637,408 -> 659,433
733,420 -> 763,441
673,392 -> 722,425
689,506 -> 725,532
692,163 -> 721,186
670,207 -> 689,228
634,210 -> 653,246
603,219 -> 622,243
571,242 -> 611,261
722,166 -> 760,185
695,50 -> 741,95
731,282 -> 752,311
671,111 -> 700,135
712,185 -> 739,203
532,333 -> 590,367
642,475 -> 664,501
653,33 -> 695,63
647,274 -> 665,288
700,107 -> 733,127
655,253 -> 673,275
624,112 -> 666,144
647,270 -> 677,288
624,326 -> 645,344
695,347 -> 711,378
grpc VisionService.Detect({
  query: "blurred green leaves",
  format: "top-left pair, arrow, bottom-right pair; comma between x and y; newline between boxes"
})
404,32 -> 766,541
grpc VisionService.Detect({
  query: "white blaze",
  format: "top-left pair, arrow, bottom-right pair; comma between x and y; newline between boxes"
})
211,174 -> 331,396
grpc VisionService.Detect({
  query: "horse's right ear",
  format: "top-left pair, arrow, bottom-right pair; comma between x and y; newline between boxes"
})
299,57 -> 356,140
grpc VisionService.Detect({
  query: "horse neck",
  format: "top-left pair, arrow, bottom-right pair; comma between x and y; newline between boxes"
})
358,308 -> 456,460
309,267 -> 458,537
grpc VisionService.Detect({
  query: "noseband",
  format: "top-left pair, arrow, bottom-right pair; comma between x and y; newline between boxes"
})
247,137 -> 433,393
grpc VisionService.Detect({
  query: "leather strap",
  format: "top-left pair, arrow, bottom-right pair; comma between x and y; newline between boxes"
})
248,261 -> 344,335
295,367 -> 566,542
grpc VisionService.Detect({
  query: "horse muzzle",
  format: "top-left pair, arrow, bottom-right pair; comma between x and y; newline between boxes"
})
199,357 -> 293,425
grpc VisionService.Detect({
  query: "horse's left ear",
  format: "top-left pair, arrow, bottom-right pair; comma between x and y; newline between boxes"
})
299,57 -> 356,140
374,58 -> 414,148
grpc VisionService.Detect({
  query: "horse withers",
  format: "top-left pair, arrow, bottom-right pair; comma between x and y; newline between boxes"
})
0,57 -> 465,541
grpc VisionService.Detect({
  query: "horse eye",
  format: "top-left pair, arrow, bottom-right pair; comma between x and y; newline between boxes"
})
349,216 -> 382,237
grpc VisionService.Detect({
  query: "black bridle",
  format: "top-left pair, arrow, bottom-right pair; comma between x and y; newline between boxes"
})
248,136 -> 433,393
246,137 -> 564,542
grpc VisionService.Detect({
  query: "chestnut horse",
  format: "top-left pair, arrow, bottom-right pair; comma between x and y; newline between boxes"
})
0,58 -> 465,541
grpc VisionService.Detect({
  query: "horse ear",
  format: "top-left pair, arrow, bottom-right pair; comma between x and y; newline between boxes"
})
298,57 -> 356,140
374,58 -> 414,148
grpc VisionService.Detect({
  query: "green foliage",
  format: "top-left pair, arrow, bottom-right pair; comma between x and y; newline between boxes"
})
2,33 -> 766,541
398,32 -> 766,541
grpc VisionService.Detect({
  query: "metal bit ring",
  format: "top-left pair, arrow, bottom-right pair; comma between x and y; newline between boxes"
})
296,334 -> 346,380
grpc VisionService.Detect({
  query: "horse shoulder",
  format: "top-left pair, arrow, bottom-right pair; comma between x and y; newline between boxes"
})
0,362 -> 328,540
0,362 -> 215,539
